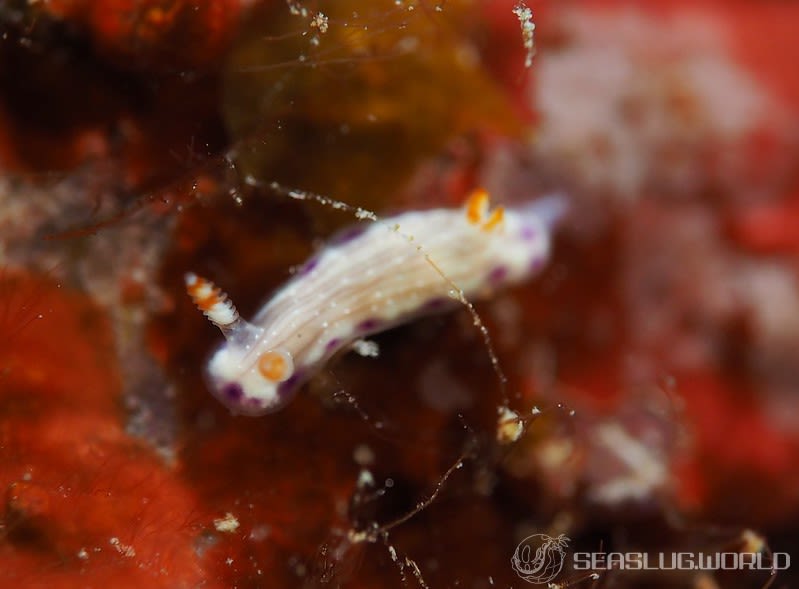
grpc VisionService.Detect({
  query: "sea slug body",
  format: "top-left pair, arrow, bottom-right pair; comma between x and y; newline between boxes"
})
186,189 -> 568,415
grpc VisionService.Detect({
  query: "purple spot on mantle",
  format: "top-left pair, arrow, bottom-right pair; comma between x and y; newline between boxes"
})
330,224 -> 367,245
520,225 -> 537,241
529,255 -> 545,273
422,297 -> 449,312
325,337 -> 342,352
221,382 -> 244,402
488,265 -> 508,285
357,318 -> 380,333
299,256 -> 319,276
277,369 -> 304,397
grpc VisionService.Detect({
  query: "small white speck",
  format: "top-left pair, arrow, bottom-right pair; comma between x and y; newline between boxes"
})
496,406 -> 524,444
352,339 -> 380,358
357,469 -> 375,488
286,1 -> 308,17
109,537 -> 136,558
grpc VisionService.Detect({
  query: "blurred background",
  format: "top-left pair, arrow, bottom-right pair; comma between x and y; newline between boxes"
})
1,1 -> 797,587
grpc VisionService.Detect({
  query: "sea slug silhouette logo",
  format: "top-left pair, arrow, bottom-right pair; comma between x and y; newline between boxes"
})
511,533 -> 569,584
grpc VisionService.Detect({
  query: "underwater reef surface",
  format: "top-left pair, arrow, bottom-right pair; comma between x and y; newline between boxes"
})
1,1 -> 798,587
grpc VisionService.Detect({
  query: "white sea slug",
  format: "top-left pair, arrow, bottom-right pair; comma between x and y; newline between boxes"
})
186,189 -> 568,415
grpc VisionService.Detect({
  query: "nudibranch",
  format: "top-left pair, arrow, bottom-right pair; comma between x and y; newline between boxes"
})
186,190 -> 567,415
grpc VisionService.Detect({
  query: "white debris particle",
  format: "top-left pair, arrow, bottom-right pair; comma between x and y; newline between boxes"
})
77,548 -> 89,560
589,423 -> 666,504
357,469 -> 375,489
352,338 -> 380,358
286,0 -> 308,18
496,405 -> 524,444
109,537 -> 136,558
214,512 -> 240,533
310,12 -> 329,34
226,557 -> 234,565
512,2 -> 536,68
355,208 -> 377,221
739,529 -> 767,554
